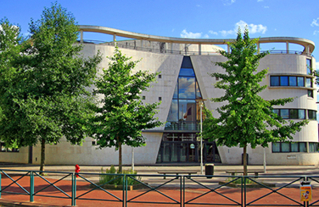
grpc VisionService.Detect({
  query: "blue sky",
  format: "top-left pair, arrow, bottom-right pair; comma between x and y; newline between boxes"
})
1,0 -> 318,63
1,0 -> 319,118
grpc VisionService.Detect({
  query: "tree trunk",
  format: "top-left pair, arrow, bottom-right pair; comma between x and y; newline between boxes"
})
243,145 -> 247,176
117,136 -> 122,173
40,138 -> 45,175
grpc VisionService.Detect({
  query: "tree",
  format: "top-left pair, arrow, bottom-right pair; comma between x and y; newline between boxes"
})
0,3 -> 101,172
202,28 -> 308,175
88,46 -> 162,172
0,18 -> 29,149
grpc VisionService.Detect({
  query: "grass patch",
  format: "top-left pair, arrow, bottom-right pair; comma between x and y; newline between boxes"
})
226,177 -> 255,185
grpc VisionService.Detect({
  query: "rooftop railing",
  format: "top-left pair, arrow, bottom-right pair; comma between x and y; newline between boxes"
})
78,39 -> 310,57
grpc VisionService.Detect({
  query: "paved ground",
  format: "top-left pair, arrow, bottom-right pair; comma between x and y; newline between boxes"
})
0,163 -> 318,206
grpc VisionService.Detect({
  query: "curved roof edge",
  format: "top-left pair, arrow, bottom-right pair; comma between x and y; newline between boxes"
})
78,25 -> 315,53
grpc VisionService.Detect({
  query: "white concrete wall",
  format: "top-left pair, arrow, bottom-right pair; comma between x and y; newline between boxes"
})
0,147 -> 29,163
192,53 -> 318,165
2,44 -> 317,166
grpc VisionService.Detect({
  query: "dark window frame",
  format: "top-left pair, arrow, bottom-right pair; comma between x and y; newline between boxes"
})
270,75 -> 312,88
308,90 -> 314,98
308,110 -> 317,120
307,59 -> 312,75
272,142 -> 308,153
273,108 -> 308,120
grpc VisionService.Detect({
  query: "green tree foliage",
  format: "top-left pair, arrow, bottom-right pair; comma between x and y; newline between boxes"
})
88,47 -> 162,172
203,28 -> 308,175
0,3 -> 101,172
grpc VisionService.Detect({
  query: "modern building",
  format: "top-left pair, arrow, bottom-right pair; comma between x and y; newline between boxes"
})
1,25 -> 317,166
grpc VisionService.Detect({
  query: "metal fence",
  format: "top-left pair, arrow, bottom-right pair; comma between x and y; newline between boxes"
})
0,169 -> 317,207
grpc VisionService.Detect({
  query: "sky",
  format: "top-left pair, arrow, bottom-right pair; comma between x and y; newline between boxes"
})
1,0 -> 318,58
0,0 -> 318,65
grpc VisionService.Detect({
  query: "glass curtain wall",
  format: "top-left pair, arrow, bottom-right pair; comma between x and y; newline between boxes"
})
157,56 -> 221,163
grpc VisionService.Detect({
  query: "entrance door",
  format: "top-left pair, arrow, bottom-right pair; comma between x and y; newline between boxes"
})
157,140 -> 221,163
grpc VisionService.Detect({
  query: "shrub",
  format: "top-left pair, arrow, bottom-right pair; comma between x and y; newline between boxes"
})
98,165 -> 141,186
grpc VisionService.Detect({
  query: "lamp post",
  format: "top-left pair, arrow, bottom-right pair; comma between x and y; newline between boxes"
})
196,98 -> 206,175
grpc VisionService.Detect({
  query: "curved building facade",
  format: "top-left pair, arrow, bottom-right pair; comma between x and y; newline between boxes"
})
1,26 -> 317,166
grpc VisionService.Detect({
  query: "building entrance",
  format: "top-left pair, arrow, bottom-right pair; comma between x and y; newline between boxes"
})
156,133 -> 221,163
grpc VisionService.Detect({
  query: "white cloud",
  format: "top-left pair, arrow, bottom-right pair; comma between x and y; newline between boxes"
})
223,0 -> 236,6
257,0 -> 263,2
196,4 -> 201,7
314,31 -> 319,35
220,29 -> 236,36
219,20 -> 267,37
180,29 -> 202,38
209,30 -> 218,35
264,6 -> 269,9
311,18 -> 319,27
179,20 -> 267,39
316,62 -> 319,70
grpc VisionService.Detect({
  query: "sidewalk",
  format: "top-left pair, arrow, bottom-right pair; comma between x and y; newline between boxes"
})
0,163 -> 318,175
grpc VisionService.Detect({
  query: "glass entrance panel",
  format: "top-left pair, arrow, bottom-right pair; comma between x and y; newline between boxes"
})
180,143 -> 187,162
171,143 -> 178,162
178,77 -> 195,99
163,143 -> 171,162
179,100 -> 196,130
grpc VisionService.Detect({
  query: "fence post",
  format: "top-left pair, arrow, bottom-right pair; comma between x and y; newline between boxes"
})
71,173 -> 76,206
30,171 -> 34,202
181,175 -> 184,207
305,177 -> 308,207
123,174 -> 126,207
0,171 -> 2,198
242,176 -> 245,207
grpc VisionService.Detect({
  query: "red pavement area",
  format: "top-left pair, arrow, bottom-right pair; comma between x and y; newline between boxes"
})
0,174 -> 316,207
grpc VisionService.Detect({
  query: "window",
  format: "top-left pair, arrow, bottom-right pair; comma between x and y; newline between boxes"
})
158,75 -> 162,79
306,78 -> 313,88
289,76 -> 297,86
272,143 -> 280,152
298,110 -> 306,119
270,76 -> 279,86
281,143 -> 290,152
308,110 -> 317,120
270,76 -> 311,88
291,143 -> 299,152
280,76 -> 289,86
272,108 -> 309,119
0,143 -> 19,152
297,77 -> 305,87
308,90 -> 313,98
300,143 -> 307,152
307,59 -> 312,75
272,109 -> 280,117
272,109 -> 317,120
281,109 -> 289,119
272,142 -> 308,153
165,57 -> 203,131
309,142 -> 318,152
159,97 -> 162,101
142,96 -> 145,100
289,109 -> 298,119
